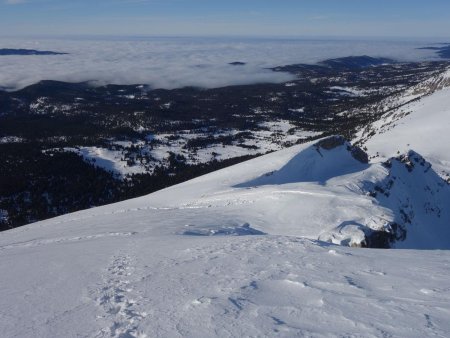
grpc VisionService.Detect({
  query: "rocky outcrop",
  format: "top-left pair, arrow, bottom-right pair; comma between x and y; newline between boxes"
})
315,135 -> 369,164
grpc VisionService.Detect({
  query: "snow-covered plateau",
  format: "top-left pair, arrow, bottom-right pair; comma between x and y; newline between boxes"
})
1,71 -> 450,337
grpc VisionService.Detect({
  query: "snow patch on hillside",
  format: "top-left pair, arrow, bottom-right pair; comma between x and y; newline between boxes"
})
66,146 -> 148,178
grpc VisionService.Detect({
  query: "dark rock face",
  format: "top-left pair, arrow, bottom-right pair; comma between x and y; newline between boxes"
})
315,135 -> 346,150
315,135 -> 369,164
349,146 -> 369,164
0,49 -> 68,56
364,223 -> 407,249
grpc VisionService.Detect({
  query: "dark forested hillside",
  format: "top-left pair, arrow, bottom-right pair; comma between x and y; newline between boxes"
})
1,57 -> 449,230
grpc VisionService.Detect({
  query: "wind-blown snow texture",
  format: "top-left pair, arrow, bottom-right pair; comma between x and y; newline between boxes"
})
1,68 -> 450,337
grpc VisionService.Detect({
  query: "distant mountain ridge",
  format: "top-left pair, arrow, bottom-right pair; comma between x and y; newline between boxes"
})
0,48 -> 68,56
418,44 -> 450,59
272,55 -> 395,73
319,55 -> 394,69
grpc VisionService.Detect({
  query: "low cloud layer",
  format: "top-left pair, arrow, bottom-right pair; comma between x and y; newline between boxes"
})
0,37 -> 442,91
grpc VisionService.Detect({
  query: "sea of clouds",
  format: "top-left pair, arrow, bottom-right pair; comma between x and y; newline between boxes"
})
0,36 -> 443,91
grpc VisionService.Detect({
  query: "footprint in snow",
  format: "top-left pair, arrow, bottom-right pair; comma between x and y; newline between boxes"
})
93,254 -> 147,338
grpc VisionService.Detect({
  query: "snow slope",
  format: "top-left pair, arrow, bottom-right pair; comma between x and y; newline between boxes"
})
1,70 -> 450,337
1,133 -> 450,337
357,69 -> 450,179
2,233 -> 450,338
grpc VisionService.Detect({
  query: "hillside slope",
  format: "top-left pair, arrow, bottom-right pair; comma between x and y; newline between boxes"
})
1,70 -> 450,337
1,133 -> 450,337
356,69 -> 450,179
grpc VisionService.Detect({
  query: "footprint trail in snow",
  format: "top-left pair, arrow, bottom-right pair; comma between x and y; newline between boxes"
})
94,252 -> 148,338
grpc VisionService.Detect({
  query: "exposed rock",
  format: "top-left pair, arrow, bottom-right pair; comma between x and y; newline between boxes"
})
364,223 -> 407,249
348,145 -> 369,164
315,135 -> 369,164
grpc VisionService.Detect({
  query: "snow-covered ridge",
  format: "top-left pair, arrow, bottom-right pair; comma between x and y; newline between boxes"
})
356,66 -> 450,180
404,67 -> 450,100
361,151 -> 450,249
8,135 -> 448,250
235,136 -> 368,188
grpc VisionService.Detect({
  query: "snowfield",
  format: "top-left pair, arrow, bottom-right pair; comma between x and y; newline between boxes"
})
1,72 -> 450,337
1,232 -> 450,338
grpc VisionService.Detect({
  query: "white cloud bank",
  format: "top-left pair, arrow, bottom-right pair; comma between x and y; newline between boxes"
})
0,37 -> 442,91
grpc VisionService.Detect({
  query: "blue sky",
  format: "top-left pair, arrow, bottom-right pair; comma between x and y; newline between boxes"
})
1,0 -> 450,38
